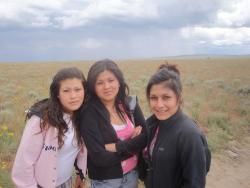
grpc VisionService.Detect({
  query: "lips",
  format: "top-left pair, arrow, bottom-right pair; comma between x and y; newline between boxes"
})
155,112 -> 166,116
69,101 -> 80,105
154,109 -> 168,117
155,109 -> 167,114
103,91 -> 113,96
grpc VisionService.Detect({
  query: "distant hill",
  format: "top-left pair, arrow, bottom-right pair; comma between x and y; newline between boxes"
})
0,54 -> 250,63
156,54 -> 250,60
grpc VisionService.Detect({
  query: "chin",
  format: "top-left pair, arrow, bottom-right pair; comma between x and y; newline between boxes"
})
155,114 -> 171,121
69,105 -> 81,112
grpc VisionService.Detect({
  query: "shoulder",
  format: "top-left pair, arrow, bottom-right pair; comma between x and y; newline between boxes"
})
176,112 -> 204,139
79,103 -> 104,130
80,102 -> 102,120
25,115 -> 42,131
80,104 -> 96,117
26,98 -> 48,119
19,115 -> 49,144
178,112 -> 199,131
25,115 -> 53,135
127,95 -> 138,110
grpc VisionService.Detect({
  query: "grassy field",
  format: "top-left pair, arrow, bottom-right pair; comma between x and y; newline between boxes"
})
0,57 -> 249,187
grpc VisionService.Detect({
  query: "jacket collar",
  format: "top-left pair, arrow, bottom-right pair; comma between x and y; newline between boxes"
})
147,109 -> 183,129
159,109 -> 182,128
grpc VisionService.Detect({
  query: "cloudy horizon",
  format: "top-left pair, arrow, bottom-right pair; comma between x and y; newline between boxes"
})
0,0 -> 250,62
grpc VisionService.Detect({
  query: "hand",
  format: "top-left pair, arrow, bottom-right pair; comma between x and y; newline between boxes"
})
74,175 -> 85,188
131,126 -> 142,138
105,143 -> 117,152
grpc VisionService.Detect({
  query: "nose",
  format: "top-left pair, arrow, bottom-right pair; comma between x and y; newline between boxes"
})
103,82 -> 111,89
155,98 -> 164,108
70,90 -> 77,98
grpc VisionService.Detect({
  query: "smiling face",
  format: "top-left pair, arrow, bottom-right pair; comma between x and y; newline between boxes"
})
149,82 -> 179,120
58,78 -> 84,115
94,70 -> 120,105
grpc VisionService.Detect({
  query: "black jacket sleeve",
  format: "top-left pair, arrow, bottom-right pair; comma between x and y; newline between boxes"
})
115,102 -> 147,155
179,127 -> 207,188
80,108 -> 130,167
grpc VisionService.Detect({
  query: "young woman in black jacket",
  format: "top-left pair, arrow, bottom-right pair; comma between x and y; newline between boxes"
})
143,63 -> 210,188
79,59 -> 147,188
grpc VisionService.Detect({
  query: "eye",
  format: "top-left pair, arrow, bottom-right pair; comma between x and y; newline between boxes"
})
62,89 -> 69,93
108,79 -> 115,83
149,96 -> 157,101
162,95 -> 171,100
96,81 -> 103,85
74,88 -> 82,92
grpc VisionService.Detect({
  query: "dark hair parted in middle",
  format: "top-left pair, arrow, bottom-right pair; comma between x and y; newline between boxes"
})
87,59 -> 130,119
48,67 -> 86,148
146,62 -> 183,104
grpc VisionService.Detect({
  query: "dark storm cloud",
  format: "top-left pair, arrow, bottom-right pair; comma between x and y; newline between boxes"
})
0,0 -> 249,61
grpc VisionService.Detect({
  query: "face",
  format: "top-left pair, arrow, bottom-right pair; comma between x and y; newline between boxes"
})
95,70 -> 120,105
58,78 -> 84,114
149,83 -> 179,120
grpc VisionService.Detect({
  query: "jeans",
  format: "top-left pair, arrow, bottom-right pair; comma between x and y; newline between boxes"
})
91,169 -> 138,188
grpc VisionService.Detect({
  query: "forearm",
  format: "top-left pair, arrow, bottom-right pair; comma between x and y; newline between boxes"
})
115,129 -> 147,155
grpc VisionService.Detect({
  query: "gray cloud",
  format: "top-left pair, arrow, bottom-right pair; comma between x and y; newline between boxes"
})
0,0 -> 249,61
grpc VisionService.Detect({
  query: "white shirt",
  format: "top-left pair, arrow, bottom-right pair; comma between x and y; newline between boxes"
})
56,113 -> 80,186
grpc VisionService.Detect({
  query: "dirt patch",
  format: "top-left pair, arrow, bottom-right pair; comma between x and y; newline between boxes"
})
206,137 -> 250,188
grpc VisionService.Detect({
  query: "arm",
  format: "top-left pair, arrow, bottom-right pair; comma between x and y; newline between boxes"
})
80,110 -> 131,167
12,116 -> 45,188
105,126 -> 142,152
179,131 -> 207,188
74,145 -> 87,186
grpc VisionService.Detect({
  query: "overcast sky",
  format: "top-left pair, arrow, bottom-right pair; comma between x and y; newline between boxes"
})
0,0 -> 250,62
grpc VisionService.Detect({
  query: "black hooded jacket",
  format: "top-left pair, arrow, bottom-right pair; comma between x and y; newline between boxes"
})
79,98 -> 147,180
144,110 -> 210,188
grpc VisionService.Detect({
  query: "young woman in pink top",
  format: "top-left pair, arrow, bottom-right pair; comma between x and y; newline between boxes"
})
80,59 -> 147,188
12,67 -> 87,188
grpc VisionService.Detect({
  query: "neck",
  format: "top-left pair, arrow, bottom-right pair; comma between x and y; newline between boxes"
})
104,102 -> 116,113
63,111 -> 73,118
100,99 -> 115,111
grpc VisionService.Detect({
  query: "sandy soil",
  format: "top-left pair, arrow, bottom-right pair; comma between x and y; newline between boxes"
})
206,136 -> 250,188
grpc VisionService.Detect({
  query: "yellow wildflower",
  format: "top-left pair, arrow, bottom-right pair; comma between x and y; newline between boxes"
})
1,126 -> 8,131
8,132 -> 14,137
1,164 -> 6,169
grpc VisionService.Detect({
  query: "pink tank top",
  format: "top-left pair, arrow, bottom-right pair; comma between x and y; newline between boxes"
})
112,113 -> 138,174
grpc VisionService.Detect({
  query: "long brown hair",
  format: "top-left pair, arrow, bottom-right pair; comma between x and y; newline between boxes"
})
87,59 -> 130,121
30,67 -> 86,148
